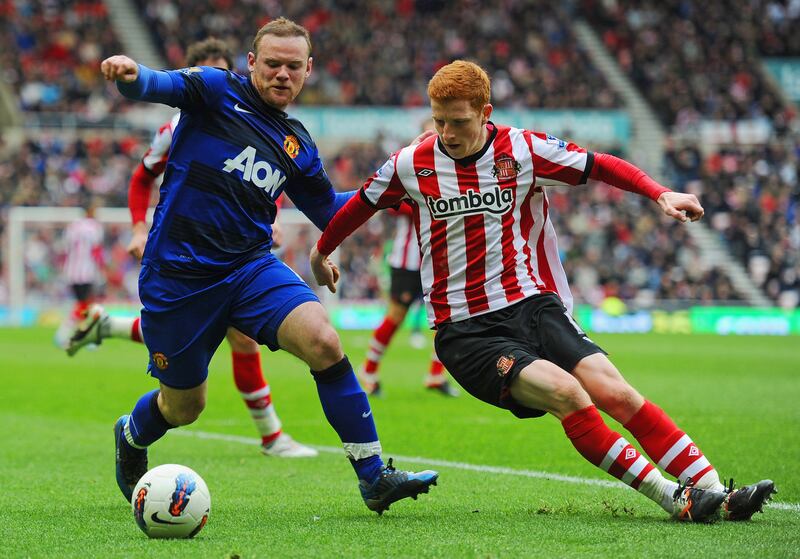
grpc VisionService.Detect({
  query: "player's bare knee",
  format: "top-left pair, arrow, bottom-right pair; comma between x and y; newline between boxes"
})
594,383 -> 643,422
160,395 -> 205,426
550,375 -> 591,413
302,325 -> 343,369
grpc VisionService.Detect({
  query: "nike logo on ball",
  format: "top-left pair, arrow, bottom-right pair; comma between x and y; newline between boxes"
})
150,512 -> 184,525
234,103 -> 254,114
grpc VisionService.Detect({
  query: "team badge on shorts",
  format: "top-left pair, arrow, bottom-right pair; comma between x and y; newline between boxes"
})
496,355 -> 516,377
152,352 -> 169,370
283,135 -> 300,159
491,154 -> 521,181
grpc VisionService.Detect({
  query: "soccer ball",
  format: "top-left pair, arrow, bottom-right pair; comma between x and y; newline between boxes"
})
131,464 -> 211,539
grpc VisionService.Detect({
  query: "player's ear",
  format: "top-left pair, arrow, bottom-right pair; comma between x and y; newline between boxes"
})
482,103 -> 493,124
306,56 -> 313,77
247,51 -> 256,73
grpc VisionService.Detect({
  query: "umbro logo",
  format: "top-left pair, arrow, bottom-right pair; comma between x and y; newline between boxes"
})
416,168 -> 435,177
625,448 -> 637,461
234,103 -> 254,114
688,446 -> 700,457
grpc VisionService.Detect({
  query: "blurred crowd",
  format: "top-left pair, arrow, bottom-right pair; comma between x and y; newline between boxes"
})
664,136 -> 800,308
583,0 -> 797,129
134,0 -> 620,108
0,0 -> 127,115
2,0 -> 798,310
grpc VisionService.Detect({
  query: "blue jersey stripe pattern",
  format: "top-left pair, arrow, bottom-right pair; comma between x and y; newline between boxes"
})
117,65 -> 341,278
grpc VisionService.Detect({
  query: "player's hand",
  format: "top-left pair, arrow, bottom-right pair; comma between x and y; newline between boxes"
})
127,222 -> 149,261
310,245 -> 340,293
101,55 -> 139,82
411,129 -> 437,145
657,191 -> 704,223
271,222 -> 284,249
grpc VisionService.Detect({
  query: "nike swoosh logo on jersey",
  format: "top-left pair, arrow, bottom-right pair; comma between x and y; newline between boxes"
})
234,103 -> 254,114
150,512 -> 185,525
361,410 -> 372,418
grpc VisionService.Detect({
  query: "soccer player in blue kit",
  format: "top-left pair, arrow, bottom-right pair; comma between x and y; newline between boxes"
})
100,17 -> 438,514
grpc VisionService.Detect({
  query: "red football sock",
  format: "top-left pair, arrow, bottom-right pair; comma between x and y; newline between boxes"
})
624,401 -> 719,488
362,317 -> 399,378
563,405 -> 655,490
232,352 -> 281,445
131,318 -> 143,343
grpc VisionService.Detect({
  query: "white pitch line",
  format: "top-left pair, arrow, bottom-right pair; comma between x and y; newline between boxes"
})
171,429 -> 799,513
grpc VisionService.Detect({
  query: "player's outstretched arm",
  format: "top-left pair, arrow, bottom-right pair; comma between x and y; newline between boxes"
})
101,55 -> 139,83
656,191 -> 704,223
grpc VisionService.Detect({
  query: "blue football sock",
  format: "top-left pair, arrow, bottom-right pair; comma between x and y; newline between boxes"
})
124,389 -> 174,449
313,356 -> 384,482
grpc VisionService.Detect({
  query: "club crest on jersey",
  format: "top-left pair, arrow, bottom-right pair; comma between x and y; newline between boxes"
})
426,186 -> 514,219
491,155 -> 521,181
283,135 -> 300,159
496,355 -> 516,377
223,145 -> 287,194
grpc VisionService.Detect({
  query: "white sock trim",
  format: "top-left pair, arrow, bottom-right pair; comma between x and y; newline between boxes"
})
343,441 -> 383,461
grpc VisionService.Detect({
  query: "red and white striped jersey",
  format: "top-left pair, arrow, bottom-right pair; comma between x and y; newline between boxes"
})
386,206 -> 421,272
141,113 -> 181,174
362,124 -> 592,327
63,217 -> 104,284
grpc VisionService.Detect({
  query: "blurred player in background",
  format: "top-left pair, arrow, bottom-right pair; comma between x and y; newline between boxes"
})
68,38 -> 316,459
361,199 -> 459,398
312,60 -> 775,523
55,199 -> 105,348
100,18 -> 438,514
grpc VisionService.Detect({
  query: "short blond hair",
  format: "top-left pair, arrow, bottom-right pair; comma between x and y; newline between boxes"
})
252,17 -> 312,57
427,60 -> 491,112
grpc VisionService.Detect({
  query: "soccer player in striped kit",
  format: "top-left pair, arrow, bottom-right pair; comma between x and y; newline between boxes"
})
55,199 -> 105,348
361,200 -> 459,397
99,18 -> 438,514
68,39 -> 316,458
311,60 -> 775,522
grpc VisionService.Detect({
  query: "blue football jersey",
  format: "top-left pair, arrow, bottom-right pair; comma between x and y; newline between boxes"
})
118,65 -> 344,278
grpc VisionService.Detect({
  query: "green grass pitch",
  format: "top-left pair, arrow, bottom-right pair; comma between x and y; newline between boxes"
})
1,327 -> 798,558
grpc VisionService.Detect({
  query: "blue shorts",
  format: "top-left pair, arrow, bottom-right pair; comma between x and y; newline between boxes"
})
139,254 -> 319,389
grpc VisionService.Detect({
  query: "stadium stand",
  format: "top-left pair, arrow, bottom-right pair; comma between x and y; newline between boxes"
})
133,0 -> 620,108
3,0 -> 796,309
582,0 -> 796,128
0,0 -> 128,115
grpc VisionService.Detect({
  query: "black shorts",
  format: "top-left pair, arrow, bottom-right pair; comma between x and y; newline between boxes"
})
71,283 -> 94,302
389,267 -> 423,306
434,293 -> 606,419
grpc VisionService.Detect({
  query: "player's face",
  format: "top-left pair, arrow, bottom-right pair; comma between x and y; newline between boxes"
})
431,99 -> 493,160
198,56 -> 230,70
248,35 -> 312,111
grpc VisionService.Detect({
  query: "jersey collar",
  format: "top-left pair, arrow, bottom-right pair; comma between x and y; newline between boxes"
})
437,122 -> 498,167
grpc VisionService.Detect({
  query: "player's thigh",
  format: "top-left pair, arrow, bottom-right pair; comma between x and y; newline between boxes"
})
435,317 -> 544,419
228,255 -> 339,368
225,327 -> 259,354
509,360 -> 593,420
